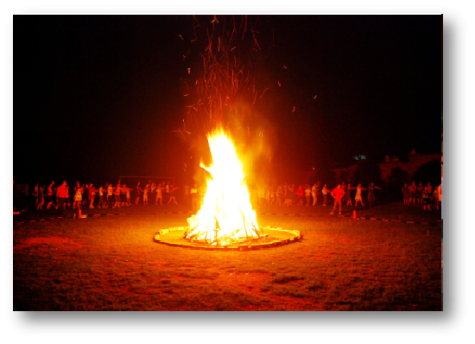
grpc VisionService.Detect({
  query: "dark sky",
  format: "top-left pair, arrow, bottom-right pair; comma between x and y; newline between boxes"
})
14,15 -> 441,185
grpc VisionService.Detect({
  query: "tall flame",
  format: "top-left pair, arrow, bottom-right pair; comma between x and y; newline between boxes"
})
184,129 -> 263,245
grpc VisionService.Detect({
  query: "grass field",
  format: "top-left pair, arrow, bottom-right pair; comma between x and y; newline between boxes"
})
13,202 -> 442,311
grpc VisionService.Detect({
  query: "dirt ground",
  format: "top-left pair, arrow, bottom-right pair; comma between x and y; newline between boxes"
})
13,202 -> 442,311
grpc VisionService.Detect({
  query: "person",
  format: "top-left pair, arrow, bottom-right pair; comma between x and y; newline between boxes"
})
74,183 -> 83,212
124,184 -> 132,206
143,183 -> 150,205
402,183 -> 410,205
113,182 -> 121,208
107,183 -> 114,208
330,184 -> 346,215
33,182 -> 39,207
304,185 -> 312,206
408,181 -> 417,206
167,184 -> 178,205
46,181 -> 55,209
283,184 -> 293,206
36,186 -> 45,210
72,181 -> 81,209
135,181 -> 143,205
155,183 -> 164,205
322,184 -> 330,206
311,183 -> 318,206
88,184 -> 96,209
190,184 -> 198,211
296,185 -> 304,206
56,181 -> 68,215
367,182 -> 382,208
426,182 -> 433,196
97,185 -> 105,208
421,185 -> 430,211
354,184 -> 366,207
416,182 -> 424,205
345,183 -> 354,206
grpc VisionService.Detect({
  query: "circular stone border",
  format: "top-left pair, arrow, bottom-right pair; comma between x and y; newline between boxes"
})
153,226 -> 301,251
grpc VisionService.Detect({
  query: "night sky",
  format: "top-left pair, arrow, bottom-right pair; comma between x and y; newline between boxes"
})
14,15 -> 441,185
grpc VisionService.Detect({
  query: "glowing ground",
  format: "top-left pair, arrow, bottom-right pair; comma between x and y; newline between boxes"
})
13,203 -> 442,311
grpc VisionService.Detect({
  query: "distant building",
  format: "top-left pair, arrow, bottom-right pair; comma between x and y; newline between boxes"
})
333,152 -> 442,183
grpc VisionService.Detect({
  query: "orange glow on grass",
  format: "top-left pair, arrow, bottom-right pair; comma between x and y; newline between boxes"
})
184,129 -> 263,245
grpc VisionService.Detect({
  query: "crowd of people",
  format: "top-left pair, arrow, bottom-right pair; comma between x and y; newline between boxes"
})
13,178 -> 441,215
13,180 -> 182,214
401,181 -> 442,211
253,181 -> 383,215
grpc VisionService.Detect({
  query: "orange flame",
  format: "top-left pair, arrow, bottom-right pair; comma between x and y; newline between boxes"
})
184,129 -> 263,245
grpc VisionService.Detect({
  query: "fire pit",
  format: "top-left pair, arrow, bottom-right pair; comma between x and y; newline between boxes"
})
154,226 -> 301,251
153,130 -> 301,250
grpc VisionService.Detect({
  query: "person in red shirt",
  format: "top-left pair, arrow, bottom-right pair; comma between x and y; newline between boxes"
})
330,184 -> 346,215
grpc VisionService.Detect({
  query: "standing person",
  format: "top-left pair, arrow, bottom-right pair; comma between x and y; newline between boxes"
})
190,184 -> 198,211
74,183 -> 83,214
97,185 -> 104,208
402,183 -> 410,205
330,184 -> 346,215
124,184 -> 132,206
113,182 -> 121,208
88,184 -> 96,209
311,183 -> 318,206
46,181 -> 55,209
354,184 -> 366,207
304,185 -> 312,206
408,181 -> 417,206
283,184 -> 293,206
143,183 -> 150,205
151,183 -> 157,202
56,181 -> 68,215
72,182 -> 81,209
135,182 -> 143,205
416,182 -> 424,205
33,182 -> 39,207
155,183 -> 163,205
345,184 -> 354,207
167,185 -> 179,205
322,184 -> 330,206
426,182 -> 433,196
36,186 -> 45,210
367,182 -> 382,208
107,183 -> 114,208
421,185 -> 430,211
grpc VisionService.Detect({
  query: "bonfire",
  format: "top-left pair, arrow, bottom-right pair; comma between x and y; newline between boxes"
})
184,129 -> 264,245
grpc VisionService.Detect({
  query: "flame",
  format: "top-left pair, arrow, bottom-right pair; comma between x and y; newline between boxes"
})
184,129 -> 263,245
